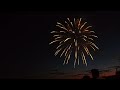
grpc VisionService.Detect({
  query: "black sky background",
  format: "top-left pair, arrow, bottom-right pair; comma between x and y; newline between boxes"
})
1,8 -> 120,79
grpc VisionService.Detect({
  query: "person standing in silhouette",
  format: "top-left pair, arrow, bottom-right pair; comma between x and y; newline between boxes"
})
91,69 -> 99,79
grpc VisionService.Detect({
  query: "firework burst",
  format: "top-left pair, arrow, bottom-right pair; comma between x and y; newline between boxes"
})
49,18 -> 99,68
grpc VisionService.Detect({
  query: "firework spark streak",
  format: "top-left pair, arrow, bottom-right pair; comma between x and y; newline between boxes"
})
50,18 -> 99,68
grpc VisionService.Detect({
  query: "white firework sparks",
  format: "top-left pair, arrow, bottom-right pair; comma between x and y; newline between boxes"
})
50,18 -> 99,68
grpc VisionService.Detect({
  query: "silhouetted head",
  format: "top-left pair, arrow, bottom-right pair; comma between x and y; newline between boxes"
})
91,69 -> 99,79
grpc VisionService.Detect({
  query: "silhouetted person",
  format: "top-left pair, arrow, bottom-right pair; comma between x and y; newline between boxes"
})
82,75 -> 90,80
91,69 -> 99,79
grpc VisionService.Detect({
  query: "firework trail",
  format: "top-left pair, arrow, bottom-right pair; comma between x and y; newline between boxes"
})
50,18 -> 99,68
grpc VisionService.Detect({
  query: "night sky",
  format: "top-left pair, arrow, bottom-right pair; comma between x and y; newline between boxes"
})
1,10 -> 120,79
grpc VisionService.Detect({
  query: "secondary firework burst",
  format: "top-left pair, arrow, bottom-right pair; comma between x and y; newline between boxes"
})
49,18 -> 99,68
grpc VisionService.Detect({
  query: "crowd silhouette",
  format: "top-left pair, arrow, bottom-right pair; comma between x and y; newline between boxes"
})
82,69 -> 100,80
82,67 -> 120,80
